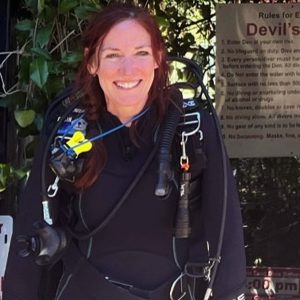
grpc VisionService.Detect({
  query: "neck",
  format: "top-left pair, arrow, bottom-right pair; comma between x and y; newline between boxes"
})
107,103 -> 146,127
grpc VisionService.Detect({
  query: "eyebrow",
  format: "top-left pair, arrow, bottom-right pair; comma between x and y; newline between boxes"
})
101,45 -> 152,52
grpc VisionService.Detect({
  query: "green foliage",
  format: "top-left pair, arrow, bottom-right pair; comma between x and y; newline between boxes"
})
30,57 -> 49,88
15,19 -> 35,31
0,163 -> 28,192
14,109 -> 36,127
1,0 -> 222,151
141,0 -> 225,96
0,0 -> 103,138
0,0 -> 104,200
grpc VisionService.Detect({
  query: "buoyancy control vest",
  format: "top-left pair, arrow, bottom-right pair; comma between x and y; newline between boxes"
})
15,57 -> 246,300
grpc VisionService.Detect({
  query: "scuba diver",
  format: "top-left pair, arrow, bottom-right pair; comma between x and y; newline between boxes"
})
3,3 -> 246,300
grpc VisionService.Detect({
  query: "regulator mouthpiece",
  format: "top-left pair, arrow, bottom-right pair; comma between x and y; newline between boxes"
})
17,221 -> 68,265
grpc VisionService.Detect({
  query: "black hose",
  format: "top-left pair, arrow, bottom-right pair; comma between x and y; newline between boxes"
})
155,89 -> 183,196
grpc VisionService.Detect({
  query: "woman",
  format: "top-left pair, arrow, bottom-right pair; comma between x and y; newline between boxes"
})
3,3 -> 246,300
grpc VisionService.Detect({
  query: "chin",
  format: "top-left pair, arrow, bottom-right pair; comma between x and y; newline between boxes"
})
118,97 -> 147,107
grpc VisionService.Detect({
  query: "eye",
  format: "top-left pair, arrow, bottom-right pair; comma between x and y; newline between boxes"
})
136,50 -> 150,56
105,53 -> 121,59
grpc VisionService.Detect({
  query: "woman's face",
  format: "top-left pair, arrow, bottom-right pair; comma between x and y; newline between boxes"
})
89,19 -> 159,116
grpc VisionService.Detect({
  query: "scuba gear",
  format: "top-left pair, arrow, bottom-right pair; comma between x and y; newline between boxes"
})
49,106 -> 150,182
175,171 -> 192,239
9,57 -> 245,300
16,103 -> 153,265
155,88 -> 182,197
167,57 -> 229,300
17,221 -> 68,266
173,111 -> 203,239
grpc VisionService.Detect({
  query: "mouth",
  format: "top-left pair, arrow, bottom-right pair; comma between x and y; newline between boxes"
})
114,80 -> 141,89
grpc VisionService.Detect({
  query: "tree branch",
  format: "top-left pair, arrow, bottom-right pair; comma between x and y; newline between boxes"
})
49,29 -> 76,54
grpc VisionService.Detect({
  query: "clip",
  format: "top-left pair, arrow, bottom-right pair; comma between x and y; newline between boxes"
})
66,131 -> 93,157
47,176 -> 59,198
180,133 -> 189,171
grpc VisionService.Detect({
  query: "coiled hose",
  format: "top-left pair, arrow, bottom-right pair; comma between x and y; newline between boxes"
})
155,88 -> 183,197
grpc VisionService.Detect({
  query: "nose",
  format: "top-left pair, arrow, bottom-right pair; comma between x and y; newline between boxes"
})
119,57 -> 136,76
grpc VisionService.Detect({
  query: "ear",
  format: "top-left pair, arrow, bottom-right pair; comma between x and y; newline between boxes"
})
85,47 -> 98,75
87,62 -> 97,76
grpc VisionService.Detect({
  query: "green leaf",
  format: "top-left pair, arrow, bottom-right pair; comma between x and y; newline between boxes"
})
0,164 -> 29,191
36,26 -> 52,48
0,182 -> 5,192
31,47 -> 52,60
15,19 -> 34,32
30,57 -> 49,88
13,168 -> 28,180
61,52 -> 83,64
58,0 -> 79,14
155,16 -> 170,28
38,0 -> 45,14
0,164 -> 11,192
14,109 -> 36,128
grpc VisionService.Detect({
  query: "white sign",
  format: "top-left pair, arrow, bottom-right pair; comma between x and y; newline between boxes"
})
0,216 -> 13,300
216,3 -> 300,158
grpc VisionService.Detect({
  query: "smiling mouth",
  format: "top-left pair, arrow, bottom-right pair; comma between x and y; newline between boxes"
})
114,80 -> 141,89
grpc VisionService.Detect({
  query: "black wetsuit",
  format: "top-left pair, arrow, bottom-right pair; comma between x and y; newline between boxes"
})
3,103 -> 246,300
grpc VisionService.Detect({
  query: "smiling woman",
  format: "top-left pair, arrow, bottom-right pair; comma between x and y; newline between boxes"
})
88,19 -> 159,123
3,3 -> 246,300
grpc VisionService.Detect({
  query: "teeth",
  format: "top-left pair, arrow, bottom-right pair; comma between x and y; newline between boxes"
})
115,81 -> 140,89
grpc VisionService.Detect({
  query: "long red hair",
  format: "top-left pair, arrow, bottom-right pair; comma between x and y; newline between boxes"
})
74,3 -> 170,189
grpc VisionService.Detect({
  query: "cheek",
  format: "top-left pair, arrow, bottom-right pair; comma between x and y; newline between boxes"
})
140,61 -> 158,76
97,64 -> 118,80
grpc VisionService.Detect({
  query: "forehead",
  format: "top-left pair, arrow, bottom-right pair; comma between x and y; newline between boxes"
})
101,19 -> 152,49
